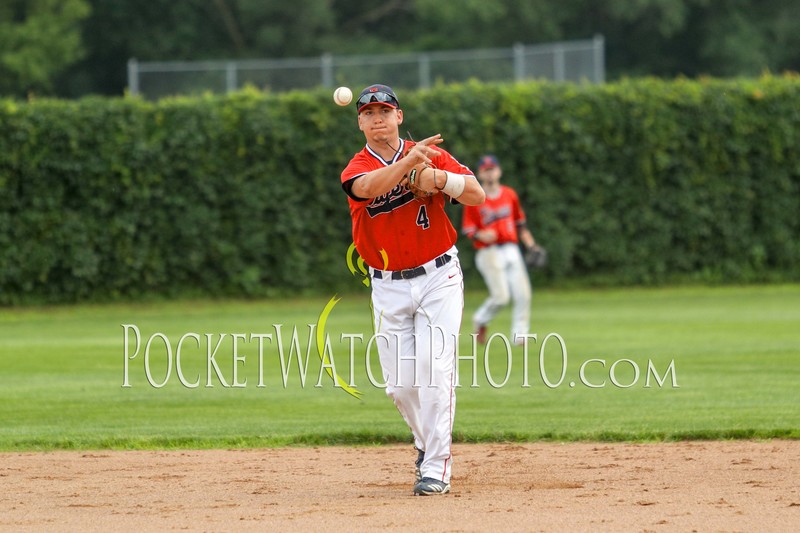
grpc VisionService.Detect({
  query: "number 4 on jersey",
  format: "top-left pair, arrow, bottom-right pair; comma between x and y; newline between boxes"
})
416,205 -> 430,229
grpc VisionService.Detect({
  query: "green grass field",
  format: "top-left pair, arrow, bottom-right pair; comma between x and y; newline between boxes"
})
0,284 -> 798,451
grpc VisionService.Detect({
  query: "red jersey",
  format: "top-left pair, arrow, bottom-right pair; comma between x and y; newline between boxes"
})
462,185 -> 526,250
341,139 -> 473,270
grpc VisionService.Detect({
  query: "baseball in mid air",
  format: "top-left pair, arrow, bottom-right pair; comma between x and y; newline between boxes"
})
333,86 -> 353,106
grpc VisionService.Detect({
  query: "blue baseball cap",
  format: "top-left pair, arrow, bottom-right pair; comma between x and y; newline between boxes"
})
477,154 -> 500,170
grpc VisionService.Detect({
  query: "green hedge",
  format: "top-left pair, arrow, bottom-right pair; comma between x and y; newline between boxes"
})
1,77 -> 798,304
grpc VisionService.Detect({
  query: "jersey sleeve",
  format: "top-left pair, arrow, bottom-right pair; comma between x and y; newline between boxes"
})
341,156 -> 370,202
509,187 -> 526,225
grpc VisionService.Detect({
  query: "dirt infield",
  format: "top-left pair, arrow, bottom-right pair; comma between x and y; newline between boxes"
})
1,441 -> 797,532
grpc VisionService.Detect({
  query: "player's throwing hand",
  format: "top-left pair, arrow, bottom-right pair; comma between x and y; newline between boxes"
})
405,134 -> 444,166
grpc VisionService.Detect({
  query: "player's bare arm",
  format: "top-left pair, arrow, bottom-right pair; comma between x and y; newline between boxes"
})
518,226 -> 535,248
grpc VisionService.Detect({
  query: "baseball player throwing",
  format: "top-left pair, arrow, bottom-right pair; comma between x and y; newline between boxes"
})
340,84 -> 485,495
462,154 -> 535,345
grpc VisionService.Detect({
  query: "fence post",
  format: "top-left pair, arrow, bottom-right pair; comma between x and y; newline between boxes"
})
419,53 -> 431,89
513,43 -> 525,81
226,62 -> 237,93
321,53 -> 333,88
553,44 -> 565,82
127,58 -> 139,96
593,34 -> 605,83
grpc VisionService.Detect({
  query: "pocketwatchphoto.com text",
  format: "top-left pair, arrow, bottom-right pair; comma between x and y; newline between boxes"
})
121,324 -> 679,392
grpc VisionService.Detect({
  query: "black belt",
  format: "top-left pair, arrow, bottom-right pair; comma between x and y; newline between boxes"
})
373,254 -> 452,280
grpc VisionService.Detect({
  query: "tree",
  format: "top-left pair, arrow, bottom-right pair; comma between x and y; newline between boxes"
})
696,0 -> 800,77
0,0 -> 91,98
60,0 -> 336,97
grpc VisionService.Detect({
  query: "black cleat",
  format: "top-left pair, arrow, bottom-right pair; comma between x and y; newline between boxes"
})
413,477 -> 450,496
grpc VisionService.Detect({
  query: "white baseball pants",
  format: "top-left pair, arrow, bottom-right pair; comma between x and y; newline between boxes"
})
473,242 -> 532,341
369,246 -> 463,484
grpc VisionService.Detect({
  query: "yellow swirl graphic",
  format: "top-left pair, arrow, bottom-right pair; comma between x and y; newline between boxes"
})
346,242 -> 370,287
316,295 -> 363,400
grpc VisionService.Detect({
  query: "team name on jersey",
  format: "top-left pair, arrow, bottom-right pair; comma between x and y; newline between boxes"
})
366,183 -> 416,218
480,205 -> 512,225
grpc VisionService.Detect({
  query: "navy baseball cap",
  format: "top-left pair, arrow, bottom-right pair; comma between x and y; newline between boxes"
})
356,84 -> 400,113
477,154 -> 500,170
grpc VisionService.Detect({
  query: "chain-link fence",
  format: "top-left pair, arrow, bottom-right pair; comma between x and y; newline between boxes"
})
128,36 -> 604,99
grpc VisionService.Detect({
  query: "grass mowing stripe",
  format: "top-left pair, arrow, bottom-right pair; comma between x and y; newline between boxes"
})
0,284 -> 798,450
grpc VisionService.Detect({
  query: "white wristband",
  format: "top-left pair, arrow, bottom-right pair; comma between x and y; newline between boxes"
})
441,171 -> 466,198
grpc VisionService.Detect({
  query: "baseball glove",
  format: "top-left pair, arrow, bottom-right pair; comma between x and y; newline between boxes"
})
524,244 -> 548,269
405,165 -> 433,198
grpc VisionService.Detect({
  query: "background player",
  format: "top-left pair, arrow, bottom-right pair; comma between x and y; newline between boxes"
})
340,84 -> 485,495
462,154 -> 535,345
